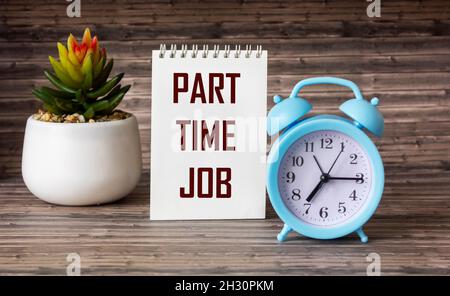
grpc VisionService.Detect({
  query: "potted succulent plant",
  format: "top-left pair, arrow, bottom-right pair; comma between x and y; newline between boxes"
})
22,28 -> 142,206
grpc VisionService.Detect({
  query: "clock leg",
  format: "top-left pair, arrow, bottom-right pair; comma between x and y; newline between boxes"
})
356,227 -> 368,243
277,224 -> 293,242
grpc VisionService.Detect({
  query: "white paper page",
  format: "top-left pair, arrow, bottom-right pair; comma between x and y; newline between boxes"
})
150,48 -> 267,220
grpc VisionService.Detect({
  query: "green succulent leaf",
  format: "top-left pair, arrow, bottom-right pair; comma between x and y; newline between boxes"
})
43,103 -> 64,115
100,85 -> 131,114
85,84 -> 129,112
93,56 -> 106,79
32,89 -> 65,114
83,107 -> 95,119
54,98 -> 79,113
82,69 -> 93,91
86,73 -> 124,99
90,100 -> 111,112
44,71 -> 77,94
32,88 -> 56,105
40,86 -> 75,100
33,87 -> 82,115
75,89 -> 84,103
48,55 -> 79,89
97,84 -> 122,101
93,59 -> 114,89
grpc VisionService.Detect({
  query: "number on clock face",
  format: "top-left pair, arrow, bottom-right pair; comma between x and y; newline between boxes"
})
278,130 -> 372,226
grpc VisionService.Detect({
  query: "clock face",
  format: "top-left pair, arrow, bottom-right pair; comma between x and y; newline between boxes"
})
278,130 -> 372,227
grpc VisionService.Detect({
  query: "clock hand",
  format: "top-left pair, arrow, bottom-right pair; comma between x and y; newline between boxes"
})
306,179 -> 325,202
327,148 -> 344,174
313,155 -> 325,174
328,176 -> 364,181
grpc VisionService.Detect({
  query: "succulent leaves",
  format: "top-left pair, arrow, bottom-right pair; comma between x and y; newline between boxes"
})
32,28 -> 130,119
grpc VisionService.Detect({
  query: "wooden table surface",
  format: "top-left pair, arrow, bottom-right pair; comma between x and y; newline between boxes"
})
1,0 -> 450,275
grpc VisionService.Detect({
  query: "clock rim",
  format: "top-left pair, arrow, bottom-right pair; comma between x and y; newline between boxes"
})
267,115 -> 384,240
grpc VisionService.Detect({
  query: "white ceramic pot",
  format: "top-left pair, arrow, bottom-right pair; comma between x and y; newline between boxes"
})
22,115 -> 142,206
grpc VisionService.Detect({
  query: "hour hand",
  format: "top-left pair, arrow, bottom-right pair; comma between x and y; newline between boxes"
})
306,180 -> 325,202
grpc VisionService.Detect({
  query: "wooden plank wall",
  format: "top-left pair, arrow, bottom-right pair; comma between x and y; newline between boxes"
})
0,0 -> 450,275
2,0 -> 450,183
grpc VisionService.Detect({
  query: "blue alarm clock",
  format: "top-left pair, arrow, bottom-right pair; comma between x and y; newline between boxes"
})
266,77 -> 384,243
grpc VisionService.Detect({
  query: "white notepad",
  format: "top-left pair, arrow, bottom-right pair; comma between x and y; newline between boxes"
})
150,45 -> 267,220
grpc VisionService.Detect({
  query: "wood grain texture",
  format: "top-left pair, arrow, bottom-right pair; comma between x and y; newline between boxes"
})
1,0 -> 450,275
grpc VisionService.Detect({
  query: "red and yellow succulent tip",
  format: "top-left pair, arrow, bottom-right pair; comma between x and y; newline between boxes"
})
49,28 -> 107,90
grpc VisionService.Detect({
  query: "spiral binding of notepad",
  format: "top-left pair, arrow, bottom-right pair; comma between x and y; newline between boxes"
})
159,44 -> 263,59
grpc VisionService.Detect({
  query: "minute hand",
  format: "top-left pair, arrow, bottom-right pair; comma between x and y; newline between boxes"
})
327,149 -> 343,174
328,176 -> 363,181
